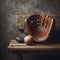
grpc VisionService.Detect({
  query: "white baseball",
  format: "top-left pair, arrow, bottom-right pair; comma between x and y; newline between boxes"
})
24,35 -> 32,44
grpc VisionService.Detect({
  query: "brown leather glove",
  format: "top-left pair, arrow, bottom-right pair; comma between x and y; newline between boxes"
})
24,14 -> 53,42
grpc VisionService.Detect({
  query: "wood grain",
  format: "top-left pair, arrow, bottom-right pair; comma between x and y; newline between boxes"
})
8,40 -> 60,52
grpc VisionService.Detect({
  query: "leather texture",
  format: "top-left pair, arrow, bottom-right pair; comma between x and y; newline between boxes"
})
24,14 -> 53,42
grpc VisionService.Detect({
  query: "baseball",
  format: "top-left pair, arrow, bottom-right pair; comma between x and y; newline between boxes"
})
24,35 -> 32,44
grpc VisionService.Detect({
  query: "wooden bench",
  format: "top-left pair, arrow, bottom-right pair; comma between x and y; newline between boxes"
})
8,40 -> 60,60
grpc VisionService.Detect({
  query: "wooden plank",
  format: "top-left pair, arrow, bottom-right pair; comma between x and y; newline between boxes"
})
8,40 -> 60,51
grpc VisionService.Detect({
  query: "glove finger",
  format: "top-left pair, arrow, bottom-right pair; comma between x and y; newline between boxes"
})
46,17 -> 53,30
44,15 -> 49,28
40,14 -> 45,27
46,17 -> 51,29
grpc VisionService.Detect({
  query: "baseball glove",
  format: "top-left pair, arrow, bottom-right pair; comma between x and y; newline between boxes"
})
24,14 -> 53,42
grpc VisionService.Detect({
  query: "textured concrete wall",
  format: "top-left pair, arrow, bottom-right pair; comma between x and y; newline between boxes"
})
0,0 -> 60,60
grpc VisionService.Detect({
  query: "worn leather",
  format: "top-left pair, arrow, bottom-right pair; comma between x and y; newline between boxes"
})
24,14 -> 53,42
